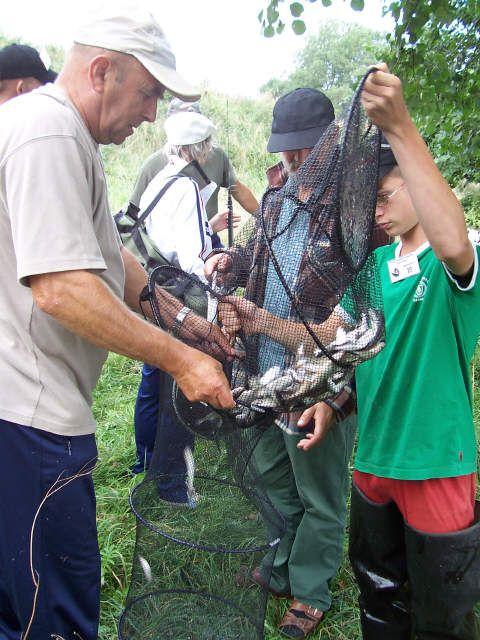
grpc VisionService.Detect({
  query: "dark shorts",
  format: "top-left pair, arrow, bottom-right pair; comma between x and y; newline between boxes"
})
0,418 -> 100,640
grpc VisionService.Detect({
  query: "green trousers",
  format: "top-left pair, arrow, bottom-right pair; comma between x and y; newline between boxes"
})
254,415 -> 356,611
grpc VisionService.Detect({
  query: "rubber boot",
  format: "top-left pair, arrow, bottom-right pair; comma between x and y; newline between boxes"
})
349,483 -> 412,640
405,501 -> 480,640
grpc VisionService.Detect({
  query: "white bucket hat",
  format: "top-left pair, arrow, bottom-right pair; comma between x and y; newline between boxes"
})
74,10 -> 200,101
165,112 -> 216,146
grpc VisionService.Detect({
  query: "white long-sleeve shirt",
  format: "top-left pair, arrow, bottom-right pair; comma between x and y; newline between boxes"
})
140,156 -> 215,282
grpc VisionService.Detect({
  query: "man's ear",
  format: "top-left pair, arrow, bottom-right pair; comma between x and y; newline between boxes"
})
16,79 -> 25,96
89,56 -> 111,94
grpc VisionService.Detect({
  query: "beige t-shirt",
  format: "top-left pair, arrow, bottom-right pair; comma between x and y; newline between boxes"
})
0,84 -> 125,436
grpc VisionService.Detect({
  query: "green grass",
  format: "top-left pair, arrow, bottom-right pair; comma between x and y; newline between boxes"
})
93,350 -> 480,639
93,355 -> 140,638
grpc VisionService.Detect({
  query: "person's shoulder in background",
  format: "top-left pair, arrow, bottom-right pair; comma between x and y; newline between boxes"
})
141,149 -> 169,173
130,150 -> 169,205
0,84 -> 82,153
203,145 -> 236,187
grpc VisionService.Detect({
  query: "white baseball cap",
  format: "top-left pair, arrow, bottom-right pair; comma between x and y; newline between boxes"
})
74,11 -> 200,101
167,98 -> 201,117
165,112 -> 216,145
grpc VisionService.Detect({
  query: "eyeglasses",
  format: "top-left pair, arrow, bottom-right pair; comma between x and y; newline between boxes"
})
376,183 -> 406,208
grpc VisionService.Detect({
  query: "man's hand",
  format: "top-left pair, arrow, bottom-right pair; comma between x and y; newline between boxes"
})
361,63 -> 412,137
204,253 -> 235,287
173,347 -> 235,410
204,252 -> 234,285
296,402 -> 335,451
210,210 -> 241,234
178,310 -> 238,362
219,296 -> 265,339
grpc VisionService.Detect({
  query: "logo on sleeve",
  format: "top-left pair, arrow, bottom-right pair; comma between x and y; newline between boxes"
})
413,276 -> 429,302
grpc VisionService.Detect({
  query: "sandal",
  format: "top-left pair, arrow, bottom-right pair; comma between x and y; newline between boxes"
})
278,600 -> 324,638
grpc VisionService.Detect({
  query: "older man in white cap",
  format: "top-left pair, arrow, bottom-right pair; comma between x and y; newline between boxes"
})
0,11 -> 234,640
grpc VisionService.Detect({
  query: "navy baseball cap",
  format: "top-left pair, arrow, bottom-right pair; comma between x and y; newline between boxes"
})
267,88 -> 335,153
378,134 -> 398,180
0,44 -> 57,84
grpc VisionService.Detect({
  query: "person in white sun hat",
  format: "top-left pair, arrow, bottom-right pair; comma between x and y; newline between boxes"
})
130,110 -> 221,495
130,97 -> 259,247
0,10 -> 235,640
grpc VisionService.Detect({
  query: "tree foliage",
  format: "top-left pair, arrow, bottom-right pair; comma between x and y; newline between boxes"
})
258,0 -> 365,38
261,21 -> 386,115
388,1 -> 479,183
258,0 -> 480,184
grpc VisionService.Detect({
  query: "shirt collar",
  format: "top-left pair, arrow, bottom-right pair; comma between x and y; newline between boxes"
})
394,240 -> 430,259
36,83 -> 99,149
166,155 -> 189,171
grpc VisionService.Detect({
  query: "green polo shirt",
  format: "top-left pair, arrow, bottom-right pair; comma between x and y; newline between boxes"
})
350,241 -> 479,480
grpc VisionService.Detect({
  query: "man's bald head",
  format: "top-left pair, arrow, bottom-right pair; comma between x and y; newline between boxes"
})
57,44 -> 165,145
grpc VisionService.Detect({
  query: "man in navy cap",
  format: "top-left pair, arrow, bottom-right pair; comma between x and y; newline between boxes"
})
0,43 -> 57,105
206,88 -> 356,638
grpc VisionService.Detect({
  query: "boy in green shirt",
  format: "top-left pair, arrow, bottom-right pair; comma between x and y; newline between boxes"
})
220,63 -> 480,639
342,63 -> 480,640
324,65 -> 479,638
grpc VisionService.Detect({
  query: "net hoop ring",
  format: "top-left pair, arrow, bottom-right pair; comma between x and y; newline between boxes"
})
129,475 -> 285,554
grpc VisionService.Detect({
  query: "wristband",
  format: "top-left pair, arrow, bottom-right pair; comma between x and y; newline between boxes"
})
171,306 -> 191,337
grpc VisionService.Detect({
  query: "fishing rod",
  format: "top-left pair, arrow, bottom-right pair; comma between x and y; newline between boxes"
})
226,97 -> 234,247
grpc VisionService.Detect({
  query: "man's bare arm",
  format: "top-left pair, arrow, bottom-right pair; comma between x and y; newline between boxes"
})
231,180 -> 259,214
121,246 -> 236,362
219,296 -> 342,355
30,269 -> 234,409
121,245 -> 151,314
121,245 -> 182,325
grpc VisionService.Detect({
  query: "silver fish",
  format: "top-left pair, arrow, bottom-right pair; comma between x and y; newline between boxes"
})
183,446 -> 195,505
232,308 -> 384,423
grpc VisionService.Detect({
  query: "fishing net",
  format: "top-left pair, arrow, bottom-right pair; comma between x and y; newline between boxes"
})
120,69 -> 385,639
142,69 -> 385,436
119,410 -> 284,639
119,471 -> 283,640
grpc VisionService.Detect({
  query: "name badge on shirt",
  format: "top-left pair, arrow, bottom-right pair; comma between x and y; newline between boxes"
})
387,254 -> 420,283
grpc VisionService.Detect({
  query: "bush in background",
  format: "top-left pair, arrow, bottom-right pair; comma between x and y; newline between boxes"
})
460,184 -> 480,230
103,91 -> 274,213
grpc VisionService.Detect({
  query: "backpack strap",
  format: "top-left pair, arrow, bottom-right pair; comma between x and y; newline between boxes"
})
191,179 -> 210,260
133,175 -> 180,229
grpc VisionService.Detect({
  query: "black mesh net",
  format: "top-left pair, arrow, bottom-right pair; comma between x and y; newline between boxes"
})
120,70 -> 385,639
120,417 -> 284,639
119,472 -> 283,639
141,69 -> 385,436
